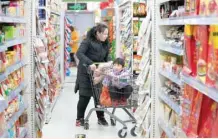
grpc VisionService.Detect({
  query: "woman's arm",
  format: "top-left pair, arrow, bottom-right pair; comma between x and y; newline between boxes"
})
76,40 -> 93,65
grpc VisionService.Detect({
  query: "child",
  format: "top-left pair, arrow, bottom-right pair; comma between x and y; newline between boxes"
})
102,58 -> 133,102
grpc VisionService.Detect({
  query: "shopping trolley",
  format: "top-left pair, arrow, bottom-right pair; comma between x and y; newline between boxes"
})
83,63 -> 139,138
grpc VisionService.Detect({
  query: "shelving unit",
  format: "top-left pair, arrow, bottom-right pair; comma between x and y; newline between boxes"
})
154,0 -> 218,138
0,0 -> 31,138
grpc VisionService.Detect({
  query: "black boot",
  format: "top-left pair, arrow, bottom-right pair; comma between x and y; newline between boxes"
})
98,117 -> 109,126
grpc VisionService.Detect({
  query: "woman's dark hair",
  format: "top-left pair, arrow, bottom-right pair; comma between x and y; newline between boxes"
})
113,58 -> 125,67
87,23 -> 108,42
69,26 -> 75,32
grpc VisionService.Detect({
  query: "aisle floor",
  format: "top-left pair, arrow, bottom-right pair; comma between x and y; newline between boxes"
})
42,68 -> 136,138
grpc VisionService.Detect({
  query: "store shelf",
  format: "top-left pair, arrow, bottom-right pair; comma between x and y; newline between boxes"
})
158,42 -> 183,55
0,15 -> 26,23
19,127 -> 28,138
159,92 -> 181,115
182,74 -> 218,103
51,11 -> 60,16
158,0 -> 180,4
0,60 -> 26,83
7,103 -> 28,129
0,132 -> 8,138
0,99 -> 8,113
8,82 -> 26,103
159,16 -> 218,25
158,118 -> 175,138
159,70 -> 182,86
0,38 -> 27,52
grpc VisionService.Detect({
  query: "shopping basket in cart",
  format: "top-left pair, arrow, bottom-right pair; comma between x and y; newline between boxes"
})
83,64 -> 138,138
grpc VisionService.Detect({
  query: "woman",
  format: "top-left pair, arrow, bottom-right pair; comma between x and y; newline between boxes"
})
75,23 -> 111,126
69,26 -> 79,67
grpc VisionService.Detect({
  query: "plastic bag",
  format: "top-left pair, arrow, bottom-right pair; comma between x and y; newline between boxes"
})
100,86 -> 112,106
198,97 -> 217,137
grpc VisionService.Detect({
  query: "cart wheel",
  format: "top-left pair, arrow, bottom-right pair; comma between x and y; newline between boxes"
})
84,123 -> 89,130
118,129 -> 127,138
130,126 -> 137,137
110,119 -> 116,126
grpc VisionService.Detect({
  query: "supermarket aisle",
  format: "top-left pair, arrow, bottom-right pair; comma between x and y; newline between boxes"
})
42,68 -> 135,138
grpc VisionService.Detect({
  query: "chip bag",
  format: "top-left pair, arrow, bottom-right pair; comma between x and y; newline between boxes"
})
183,25 -> 197,76
193,26 -> 209,83
198,96 -> 217,138
206,25 -> 218,88
186,91 -> 203,138
100,86 -> 112,106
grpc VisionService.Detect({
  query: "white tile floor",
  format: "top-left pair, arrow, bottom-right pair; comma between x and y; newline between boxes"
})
42,68 -> 136,138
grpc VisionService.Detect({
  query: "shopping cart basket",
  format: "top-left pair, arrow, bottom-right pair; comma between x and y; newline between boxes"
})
83,64 -> 138,138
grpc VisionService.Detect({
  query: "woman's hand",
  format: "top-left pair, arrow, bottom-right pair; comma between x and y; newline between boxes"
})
89,64 -> 96,71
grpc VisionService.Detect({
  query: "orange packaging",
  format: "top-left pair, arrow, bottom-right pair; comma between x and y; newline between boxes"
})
199,0 -> 218,16
184,0 -> 200,16
206,25 -> 218,88
194,26 -> 209,83
183,25 -> 197,76
182,84 -> 196,133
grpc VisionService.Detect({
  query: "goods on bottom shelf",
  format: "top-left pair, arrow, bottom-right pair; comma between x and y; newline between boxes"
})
181,84 -> 218,138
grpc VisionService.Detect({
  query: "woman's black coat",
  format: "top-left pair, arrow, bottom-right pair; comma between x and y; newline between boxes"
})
74,30 -> 110,97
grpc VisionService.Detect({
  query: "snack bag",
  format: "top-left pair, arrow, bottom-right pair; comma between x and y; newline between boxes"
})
199,0 -> 218,16
182,84 -> 196,133
206,25 -> 218,88
193,26 -> 209,83
211,106 -> 218,137
100,86 -> 112,106
183,25 -> 197,76
184,0 -> 200,16
186,91 -> 203,138
198,96 -> 217,137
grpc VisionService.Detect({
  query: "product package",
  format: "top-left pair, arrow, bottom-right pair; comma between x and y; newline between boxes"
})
186,91 -> 203,138
211,106 -> 218,137
199,0 -> 218,16
182,84 -> 196,133
194,26 -> 209,83
183,25 -> 197,76
184,0 -> 200,16
206,25 -> 218,88
198,96 -> 217,138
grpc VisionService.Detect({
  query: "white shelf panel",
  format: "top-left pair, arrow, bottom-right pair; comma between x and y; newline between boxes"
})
0,60 -> 26,83
0,16 -> 26,23
7,103 -> 28,129
159,70 -> 182,86
0,38 -> 27,52
159,16 -> 218,25
51,11 -> 60,16
159,92 -> 181,115
158,118 -> 175,138
0,99 -> 8,113
182,74 -> 218,102
159,42 -> 183,55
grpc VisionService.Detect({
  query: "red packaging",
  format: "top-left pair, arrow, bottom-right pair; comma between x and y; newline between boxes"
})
199,0 -> 218,16
198,96 -> 217,138
186,91 -> 203,138
184,0 -> 200,16
193,26 -> 209,83
183,25 -> 197,76
211,106 -> 218,137
182,84 -> 196,133
206,25 -> 218,88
